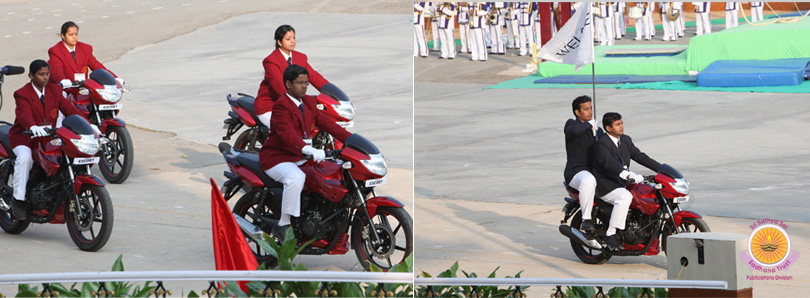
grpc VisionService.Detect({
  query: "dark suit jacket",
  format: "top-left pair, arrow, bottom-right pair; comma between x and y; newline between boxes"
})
10,82 -> 86,148
563,119 -> 603,183
254,49 -> 329,115
47,41 -> 117,84
259,93 -> 351,171
592,134 -> 661,197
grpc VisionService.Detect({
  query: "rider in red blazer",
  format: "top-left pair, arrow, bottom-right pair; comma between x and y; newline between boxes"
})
9,60 -> 88,220
258,65 -> 350,237
254,25 -> 329,128
47,21 -> 120,88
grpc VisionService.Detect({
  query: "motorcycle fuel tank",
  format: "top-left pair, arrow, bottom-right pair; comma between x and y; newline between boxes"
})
628,183 -> 659,216
303,161 -> 347,203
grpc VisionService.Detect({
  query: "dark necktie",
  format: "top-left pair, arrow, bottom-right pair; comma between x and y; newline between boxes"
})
617,139 -> 621,152
71,51 -> 76,62
299,104 -> 305,119
40,95 -> 46,122
287,57 -> 292,66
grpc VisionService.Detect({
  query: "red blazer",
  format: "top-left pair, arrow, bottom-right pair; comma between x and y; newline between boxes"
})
259,93 -> 351,171
254,49 -> 329,115
47,41 -> 117,84
10,82 -> 86,148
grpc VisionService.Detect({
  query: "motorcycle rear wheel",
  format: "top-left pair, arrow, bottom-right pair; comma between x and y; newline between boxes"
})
100,126 -> 134,184
352,206 -> 413,271
233,190 -> 279,269
66,185 -> 114,251
0,165 -> 29,234
234,129 -> 264,153
661,217 -> 710,254
570,212 -> 612,265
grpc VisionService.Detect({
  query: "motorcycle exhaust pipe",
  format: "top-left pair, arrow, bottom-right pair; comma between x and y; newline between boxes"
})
234,213 -> 267,241
559,224 -> 603,250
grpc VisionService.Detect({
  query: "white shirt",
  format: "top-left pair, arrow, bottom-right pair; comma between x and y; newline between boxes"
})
608,133 -> 634,179
286,92 -> 301,107
31,82 -> 44,99
280,49 -> 292,64
63,42 -> 76,54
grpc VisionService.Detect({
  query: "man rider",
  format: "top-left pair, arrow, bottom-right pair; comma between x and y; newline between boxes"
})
258,64 -> 351,238
564,95 -> 602,233
592,112 -> 661,249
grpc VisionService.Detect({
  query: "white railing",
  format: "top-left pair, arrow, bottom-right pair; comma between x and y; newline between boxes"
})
415,277 -> 727,289
0,270 -> 413,285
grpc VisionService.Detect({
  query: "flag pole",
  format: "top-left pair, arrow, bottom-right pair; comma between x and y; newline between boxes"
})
591,63 -> 596,118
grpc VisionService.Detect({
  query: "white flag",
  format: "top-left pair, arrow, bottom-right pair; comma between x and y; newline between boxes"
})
534,5 -> 594,72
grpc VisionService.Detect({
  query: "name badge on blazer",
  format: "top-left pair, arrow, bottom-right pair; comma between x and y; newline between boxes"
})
74,73 -> 86,82
304,138 -> 313,146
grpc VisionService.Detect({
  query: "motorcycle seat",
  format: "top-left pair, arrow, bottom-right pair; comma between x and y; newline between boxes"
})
563,181 -> 579,194
235,152 -> 283,188
0,125 -> 15,159
236,96 -> 257,116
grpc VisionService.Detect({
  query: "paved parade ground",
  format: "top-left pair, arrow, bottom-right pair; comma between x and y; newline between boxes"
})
0,0 -> 411,295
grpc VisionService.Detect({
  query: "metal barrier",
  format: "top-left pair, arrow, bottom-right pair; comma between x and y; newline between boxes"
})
415,277 -> 728,289
0,270 -> 413,285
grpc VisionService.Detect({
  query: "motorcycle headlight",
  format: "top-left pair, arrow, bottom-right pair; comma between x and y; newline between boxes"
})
96,85 -> 122,103
670,178 -> 689,195
360,153 -> 387,176
71,134 -> 100,155
331,101 -> 355,121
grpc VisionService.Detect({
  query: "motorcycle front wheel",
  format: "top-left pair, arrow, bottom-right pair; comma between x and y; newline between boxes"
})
234,128 -> 264,153
352,206 -> 413,271
100,126 -> 134,184
570,212 -> 612,265
66,185 -> 114,251
233,190 -> 279,269
661,217 -> 710,254
0,163 -> 30,234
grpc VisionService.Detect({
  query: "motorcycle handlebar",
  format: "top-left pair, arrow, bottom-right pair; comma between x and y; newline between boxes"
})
23,128 -> 57,137
304,149 -> 342,160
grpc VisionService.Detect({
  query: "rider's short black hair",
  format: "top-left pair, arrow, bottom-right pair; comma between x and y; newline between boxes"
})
602,112 -> 622,130
572,95 -> 592,116
61,21 -> 78,36
282,64 -> 308,89
274,25 -> 295,49
29,59 -> 49,75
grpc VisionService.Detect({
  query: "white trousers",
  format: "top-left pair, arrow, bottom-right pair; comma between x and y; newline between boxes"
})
597,16 -> 614,45
414,24 -> 428,57
677,11 -> 685,36
517,25 -> 531,56
646,13 -> 655,36
265,162 -> 306,224
570,171 -> 596,220
257,111 -> 271,129
600,187 -> 633,235
665,17 -> 678,40
430,21 -> 440,50
439,27 -> 455,58
726,10 -> 738,28
12,146 -> 33,202
469,28 -> 487,61
458,23 -> 470,53
634,17 -> 649,40
613,13 -> 624,38
696,12 -> 711,35
489,24 -> 504,53
482,25 -> 491,47
505,19 -> 516,48
751,6 -> 764,22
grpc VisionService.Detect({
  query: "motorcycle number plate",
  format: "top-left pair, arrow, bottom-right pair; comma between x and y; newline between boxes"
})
74,157 -> 100,165
74,73 -> 86,82
98,104 -> 122,111
337,121 -> 354,128
365,177 -> 387,187
673,196 -> 690,203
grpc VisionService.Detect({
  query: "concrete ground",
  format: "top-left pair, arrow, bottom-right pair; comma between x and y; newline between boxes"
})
415,12 -> 810,298
0,0 -> 412,295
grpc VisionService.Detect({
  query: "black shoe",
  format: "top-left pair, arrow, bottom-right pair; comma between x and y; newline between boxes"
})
11,199 -> 27,221
580,219 -> 595,232
605,234 -> 622,250
273,224 -> 290,240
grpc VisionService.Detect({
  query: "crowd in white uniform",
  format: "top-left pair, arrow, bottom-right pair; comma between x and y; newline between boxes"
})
415,2 -> 767,60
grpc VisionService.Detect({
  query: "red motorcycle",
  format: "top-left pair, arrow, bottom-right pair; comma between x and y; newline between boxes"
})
558,164 -> 709,264
218,134 -> 411,270
64,69 -> 133,184
222,83 -> 355,152
0,114 -> 114,251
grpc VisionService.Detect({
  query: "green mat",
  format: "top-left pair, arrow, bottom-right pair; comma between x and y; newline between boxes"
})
486,73 -> 810,93
537,45 -> 689,77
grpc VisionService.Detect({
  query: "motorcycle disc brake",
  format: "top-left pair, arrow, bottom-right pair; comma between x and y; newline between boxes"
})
72,197 -> 95,232
364,224 -> 396,259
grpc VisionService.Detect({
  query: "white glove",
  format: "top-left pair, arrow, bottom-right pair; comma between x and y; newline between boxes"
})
301,145 -> 316,155
115,77 -> 125,86
588,119 -> 598,135
60,79 -> 72,89
301,145 -> 325,162
29,125 -> 49,137
91,124 -> 102,136
626,172 -> 644,183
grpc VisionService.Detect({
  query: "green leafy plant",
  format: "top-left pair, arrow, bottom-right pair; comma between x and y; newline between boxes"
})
417,262 -> 528,297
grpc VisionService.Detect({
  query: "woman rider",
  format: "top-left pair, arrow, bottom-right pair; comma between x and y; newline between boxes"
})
47,21 -> 123,88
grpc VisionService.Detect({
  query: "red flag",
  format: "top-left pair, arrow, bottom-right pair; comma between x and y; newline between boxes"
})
211,178 -> 259,293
